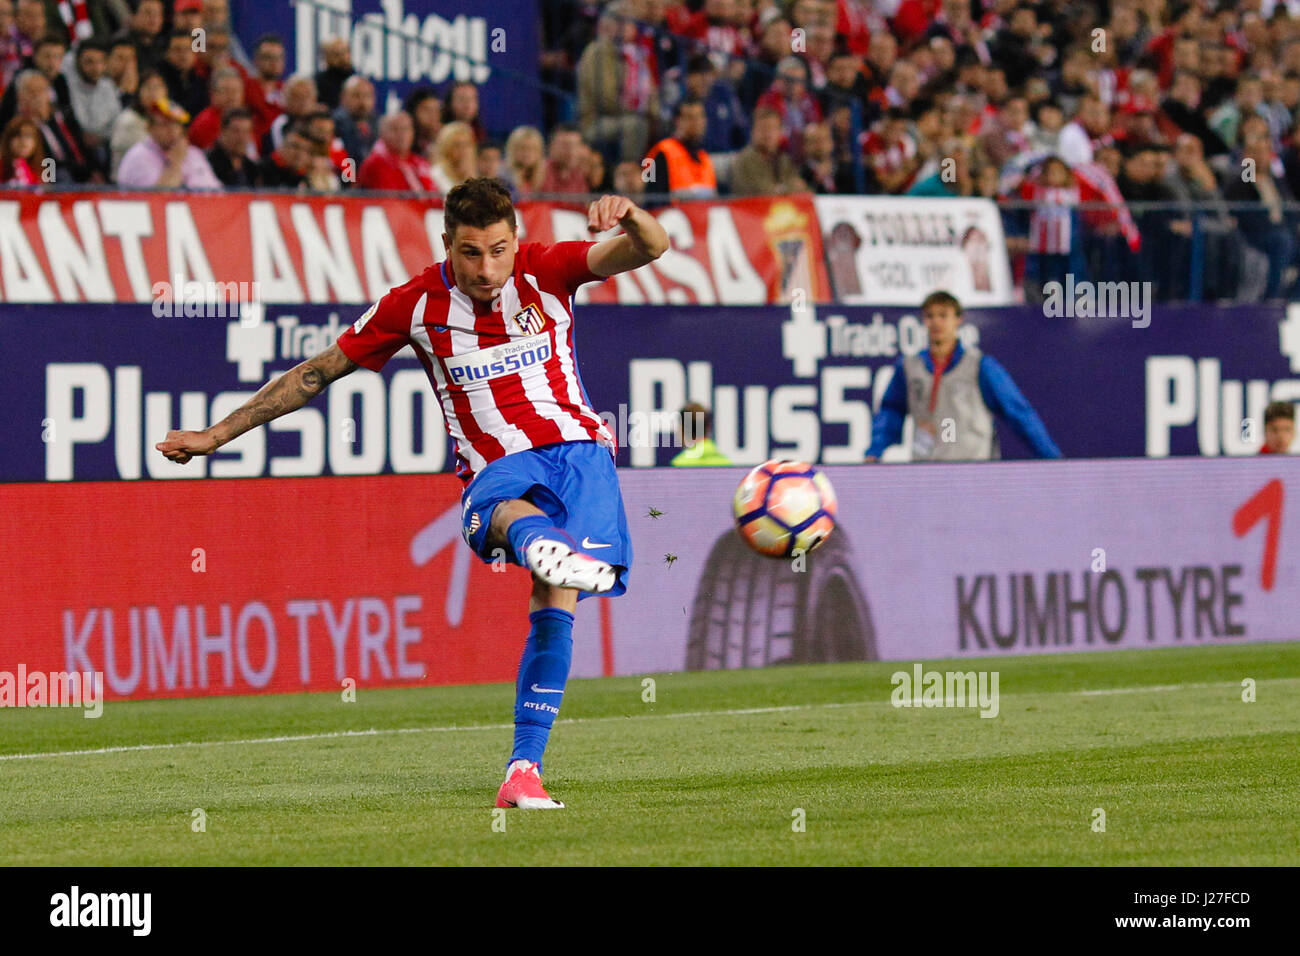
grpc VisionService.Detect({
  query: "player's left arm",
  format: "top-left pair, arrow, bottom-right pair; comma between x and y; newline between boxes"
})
585,195 -> 670,277
977,355 -> 1063,458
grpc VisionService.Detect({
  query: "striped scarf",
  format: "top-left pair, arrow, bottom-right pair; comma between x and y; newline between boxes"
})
58,0 -> 93,42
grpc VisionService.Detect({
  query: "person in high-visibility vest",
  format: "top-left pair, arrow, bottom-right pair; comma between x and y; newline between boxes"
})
644,99 -> 717,198
671,402 -> 732,466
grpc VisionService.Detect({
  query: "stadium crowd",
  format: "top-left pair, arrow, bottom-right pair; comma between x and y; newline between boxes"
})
6,0 -> 1300,298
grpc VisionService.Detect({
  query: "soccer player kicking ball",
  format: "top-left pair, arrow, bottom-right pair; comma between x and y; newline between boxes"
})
157,178 -> 669,809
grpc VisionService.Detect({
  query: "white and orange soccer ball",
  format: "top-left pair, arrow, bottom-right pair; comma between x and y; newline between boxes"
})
732,459 -> 838,558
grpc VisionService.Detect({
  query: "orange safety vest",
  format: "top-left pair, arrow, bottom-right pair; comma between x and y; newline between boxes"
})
646,137 -> 717,194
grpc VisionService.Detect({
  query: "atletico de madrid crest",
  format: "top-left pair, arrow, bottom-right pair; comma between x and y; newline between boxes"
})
511,304 -> 546,336
468,512 -> 481,535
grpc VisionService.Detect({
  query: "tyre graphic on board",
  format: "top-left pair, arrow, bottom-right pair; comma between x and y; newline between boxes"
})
685,528 -> 877,669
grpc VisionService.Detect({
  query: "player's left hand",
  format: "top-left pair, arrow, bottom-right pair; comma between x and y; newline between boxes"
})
587,194 -> 636,234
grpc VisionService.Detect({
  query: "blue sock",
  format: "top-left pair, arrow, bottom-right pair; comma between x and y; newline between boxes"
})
505,514 -> 574,567
509,607 -> 575,773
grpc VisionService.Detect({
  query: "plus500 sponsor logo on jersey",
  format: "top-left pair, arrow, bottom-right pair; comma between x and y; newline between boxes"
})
443,334 -> 552,387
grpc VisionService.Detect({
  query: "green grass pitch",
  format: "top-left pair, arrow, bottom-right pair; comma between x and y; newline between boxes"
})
2,643 -> 1298,866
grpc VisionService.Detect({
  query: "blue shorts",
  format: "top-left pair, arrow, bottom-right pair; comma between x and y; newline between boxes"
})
461,441 -> 633,599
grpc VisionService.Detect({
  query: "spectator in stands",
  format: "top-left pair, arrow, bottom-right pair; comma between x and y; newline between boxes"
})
106,36 -> 136,103
910,138 -> 979,197
989,3 -> 1051,89
502,124 -> 545,196
430,120 -> 475,194
0,33 -> 69,131
0,0 -> 21,92
304,108 -> 346,177
977,94 -> 1032,172
639,0 -> 682,79
117,0 -> 164,75
1224,131 -> 1300,301
201,0 -> 251,74
109,68 -> 165,177
820,51 -> 880,134
679,0 -> 748,73
1165,132 -> 1238,300
1210,76 -> 1269,151
1057,95 -> 1110,166
0,114 -> 43,184
174,0 -> 203,36
730,105 -> 805,195
802,23 -> 835,91
684,52 -> 747,155
644,99 -> 716,197
798,119 -> 847,193
260,121 -> 314,188
577,0 -> 656,167
612,158 -> 645,196
333,74 -> 376,170
188,67 -> 243,152
61,36 -> 119,153
1260,401 -> 1296,454
195,27 -> 239,89
403,86 -> 440,161
540,122 -> 592,194
1030,101 -> 1065,153
205,105 -> 258,187
862,108 -> 918,194
1119,143 -> 1187,299
14,67 -> 99,182
357,111 -> 433,192
156,28 -> 207,119
313,37 -> 352,111
477,139 -> 503,184
442,81 -> 485,143
265,73 -> 315,155
880,59 -> 922,109
245,33 -> 285,146
756,56 -> 822,157
737,10 -> 790,115
1022,155 -> 1078,292
117,95 -> 220,188
302,130 -> 341,192
863,29 -> 897,92
584,142 -> 608,192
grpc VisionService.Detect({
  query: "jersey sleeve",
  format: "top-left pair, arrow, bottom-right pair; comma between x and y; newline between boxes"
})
336,293 -> 412,371
536,240 -> 604,295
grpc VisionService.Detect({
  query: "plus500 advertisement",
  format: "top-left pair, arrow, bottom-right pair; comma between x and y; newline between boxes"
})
3,302 -> 1300,483
0,460 -> 1295,701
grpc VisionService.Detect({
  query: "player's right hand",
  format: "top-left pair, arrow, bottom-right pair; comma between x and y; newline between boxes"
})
156,430 -> 219,464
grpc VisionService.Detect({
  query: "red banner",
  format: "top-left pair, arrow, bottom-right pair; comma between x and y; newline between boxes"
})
0,191 -> 830,306
0,476 -> 535,700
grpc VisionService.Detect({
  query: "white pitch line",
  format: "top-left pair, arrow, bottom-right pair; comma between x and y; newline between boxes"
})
3,678 -> 1294,762
0,703 -> 830,762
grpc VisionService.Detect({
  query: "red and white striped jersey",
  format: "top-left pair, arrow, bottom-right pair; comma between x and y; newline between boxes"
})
336,240 -> 616,482
1023,183 -> 1079,254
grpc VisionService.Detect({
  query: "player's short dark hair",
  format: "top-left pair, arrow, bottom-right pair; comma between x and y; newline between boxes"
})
920,290 -> 963,315
1264,401 -> 1296,425
444,177 -> 517,238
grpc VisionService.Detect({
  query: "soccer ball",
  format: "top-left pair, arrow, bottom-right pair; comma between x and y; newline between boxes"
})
732,460 -> 838,558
